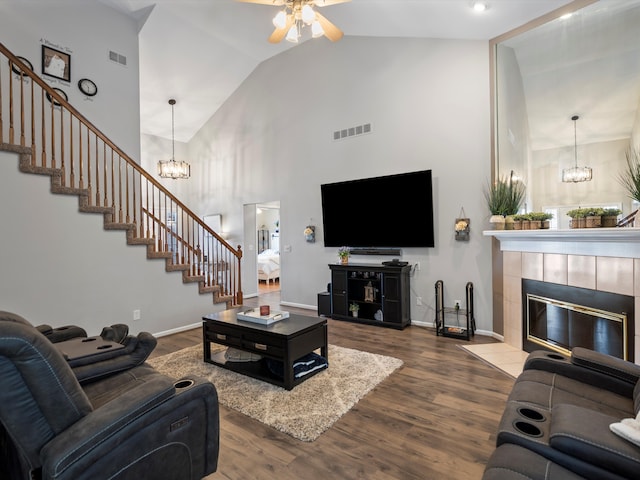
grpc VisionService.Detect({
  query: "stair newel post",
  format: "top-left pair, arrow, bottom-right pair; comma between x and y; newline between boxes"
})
236,245 -> 243,305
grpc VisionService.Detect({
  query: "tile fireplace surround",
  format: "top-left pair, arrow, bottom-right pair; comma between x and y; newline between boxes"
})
485,228 -> 640,366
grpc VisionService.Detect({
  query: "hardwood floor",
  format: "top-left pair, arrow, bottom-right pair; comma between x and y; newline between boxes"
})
151,293 -> 514,480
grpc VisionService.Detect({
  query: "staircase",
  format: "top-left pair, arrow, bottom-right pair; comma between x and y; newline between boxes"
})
0,43 -> 242,307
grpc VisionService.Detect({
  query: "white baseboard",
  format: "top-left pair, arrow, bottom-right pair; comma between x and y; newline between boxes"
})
153,322 -> 201,338
280,301 -> 316,311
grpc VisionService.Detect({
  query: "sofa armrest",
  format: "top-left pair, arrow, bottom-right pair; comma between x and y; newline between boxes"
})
40,375 -> 219,480
524,349 -> 639,397
67,332 -> 158,384
549,403 -> 640,479
571,347 -> 640,384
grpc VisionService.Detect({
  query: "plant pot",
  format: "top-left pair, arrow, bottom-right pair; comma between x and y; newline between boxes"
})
521,220 -> 531,230
529,220 -> 542,230
512,220 -> 522,230
586,215 -> 601,228
340,257 -> 349,265
542,220 -> 550,229
601,215 -> 618,227
504,216 -> 515,230
352,311 -> 358,318
490,215 -> 506,230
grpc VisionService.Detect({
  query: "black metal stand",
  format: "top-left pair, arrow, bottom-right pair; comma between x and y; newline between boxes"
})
435,280 -> 476,340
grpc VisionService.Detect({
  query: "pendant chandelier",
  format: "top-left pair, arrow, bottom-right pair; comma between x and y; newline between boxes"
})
562,115 -> 592,183
157,99 -> 191,180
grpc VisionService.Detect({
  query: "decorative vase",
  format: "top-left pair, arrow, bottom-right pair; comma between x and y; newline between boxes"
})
489,215 -> 505,230
340,256 -> 349,265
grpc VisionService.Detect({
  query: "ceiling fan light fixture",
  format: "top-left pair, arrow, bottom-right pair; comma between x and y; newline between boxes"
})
301,4 -> 315,24
273,10 -> 287,29
311,20 -> 324,38
285,23 -> 299,43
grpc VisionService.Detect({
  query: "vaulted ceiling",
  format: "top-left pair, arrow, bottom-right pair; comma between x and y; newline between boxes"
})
99,0 -> 575,142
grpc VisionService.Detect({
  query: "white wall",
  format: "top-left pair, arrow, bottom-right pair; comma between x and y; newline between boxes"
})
0,5 -> 225,335
0,2 -> 142,158
0,152 -> 223,336
163,37 -> 494,332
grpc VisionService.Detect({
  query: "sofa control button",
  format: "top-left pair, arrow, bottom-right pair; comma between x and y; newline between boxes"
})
254,343 -> 267,351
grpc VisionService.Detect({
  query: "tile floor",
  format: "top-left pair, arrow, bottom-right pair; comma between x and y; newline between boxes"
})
460,343 -> 530,379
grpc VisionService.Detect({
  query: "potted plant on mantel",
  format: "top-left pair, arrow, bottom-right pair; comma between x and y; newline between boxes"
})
602,208 -> 622,227
567,208 -> 588,229
484,175 -> 525,230
618,147 -> 640,207
528,212 -> 554,229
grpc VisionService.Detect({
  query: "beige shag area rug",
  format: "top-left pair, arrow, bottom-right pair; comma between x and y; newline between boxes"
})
148,344 -> 403,442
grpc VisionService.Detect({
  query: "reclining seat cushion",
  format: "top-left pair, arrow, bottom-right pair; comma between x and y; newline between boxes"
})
509,369 -> 633,418
483,443 -> 586,480
0,312 -> 93,471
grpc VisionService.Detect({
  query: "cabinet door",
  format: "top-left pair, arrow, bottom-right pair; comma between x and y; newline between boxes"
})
331,269 -> 348,317
382,273 -> 401,324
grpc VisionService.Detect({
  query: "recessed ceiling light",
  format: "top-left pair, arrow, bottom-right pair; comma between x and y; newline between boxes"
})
560,12 -> 573,20
472,1 -> 489,12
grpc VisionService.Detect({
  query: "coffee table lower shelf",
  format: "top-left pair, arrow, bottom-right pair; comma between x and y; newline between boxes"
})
205,349 -> 327,390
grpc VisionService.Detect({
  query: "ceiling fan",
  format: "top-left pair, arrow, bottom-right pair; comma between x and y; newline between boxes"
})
236,0 -> 351,44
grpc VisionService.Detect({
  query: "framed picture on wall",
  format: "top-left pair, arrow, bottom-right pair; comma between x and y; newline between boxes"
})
41,45 -> 70,82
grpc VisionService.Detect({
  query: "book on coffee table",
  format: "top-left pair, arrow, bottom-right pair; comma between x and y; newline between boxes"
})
236,309 -> 290,325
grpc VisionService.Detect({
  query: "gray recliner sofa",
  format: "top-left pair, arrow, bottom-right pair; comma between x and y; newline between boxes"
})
483,347 -> 640,480
0,311 -> 219,480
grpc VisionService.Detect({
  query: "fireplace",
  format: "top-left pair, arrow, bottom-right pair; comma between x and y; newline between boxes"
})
522,279 -> 634,362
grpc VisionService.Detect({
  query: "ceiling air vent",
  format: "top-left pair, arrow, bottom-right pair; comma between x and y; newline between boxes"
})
108,50 -> 127,66
333,123 -> 372,141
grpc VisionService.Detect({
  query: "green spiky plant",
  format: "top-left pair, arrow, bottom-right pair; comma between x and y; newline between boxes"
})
618,147 -> 640,203
484,175 -> 525,216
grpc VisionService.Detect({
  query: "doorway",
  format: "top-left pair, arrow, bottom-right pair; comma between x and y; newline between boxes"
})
256,202 -> 280,294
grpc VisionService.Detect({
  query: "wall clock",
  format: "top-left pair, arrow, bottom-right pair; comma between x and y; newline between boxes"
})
46,88 -> 68,107
78,78 -> 98,97
11,56 -> 33,76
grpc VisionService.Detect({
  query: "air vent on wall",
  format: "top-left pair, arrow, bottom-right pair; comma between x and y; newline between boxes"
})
333,123 -> 372,141
108,50 -> 127,66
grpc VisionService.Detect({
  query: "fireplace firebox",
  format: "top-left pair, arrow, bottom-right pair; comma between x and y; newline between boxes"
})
522,279 -> 634,362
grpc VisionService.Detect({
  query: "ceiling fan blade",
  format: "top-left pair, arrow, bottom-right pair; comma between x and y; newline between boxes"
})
268,15 -> 295,43
315,11 -> 343,42
313,0 -> 351,6
235,0 -> 286,5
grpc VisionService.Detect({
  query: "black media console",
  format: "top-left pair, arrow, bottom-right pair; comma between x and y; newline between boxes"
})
328,263 -> 411,329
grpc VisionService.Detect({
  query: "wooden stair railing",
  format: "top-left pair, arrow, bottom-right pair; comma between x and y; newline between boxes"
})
0,42 -> 242,306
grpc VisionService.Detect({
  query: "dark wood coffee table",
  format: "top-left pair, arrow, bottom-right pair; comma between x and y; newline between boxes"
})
202,309 -> 328,390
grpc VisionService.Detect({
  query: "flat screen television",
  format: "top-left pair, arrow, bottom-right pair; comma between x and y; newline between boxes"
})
321,170 -> 435,248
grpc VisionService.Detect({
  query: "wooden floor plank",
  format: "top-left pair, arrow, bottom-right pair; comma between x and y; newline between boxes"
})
151,292 -> 513,479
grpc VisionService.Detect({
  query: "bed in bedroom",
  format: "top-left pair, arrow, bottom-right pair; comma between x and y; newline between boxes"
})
258,249 -> 280,284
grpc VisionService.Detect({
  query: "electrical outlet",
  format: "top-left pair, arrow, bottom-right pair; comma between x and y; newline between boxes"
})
454,300 -> 461,310
416,296 -> 423,306
133,309 -> 141,321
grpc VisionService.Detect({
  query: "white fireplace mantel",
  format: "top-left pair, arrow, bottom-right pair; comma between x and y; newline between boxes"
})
484,228 -> 640,258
